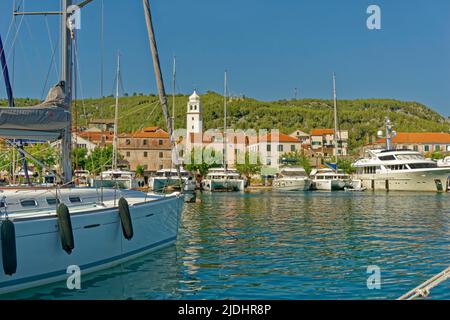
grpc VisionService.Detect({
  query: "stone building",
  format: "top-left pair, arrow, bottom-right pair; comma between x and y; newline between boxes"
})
118,127 -> 172,173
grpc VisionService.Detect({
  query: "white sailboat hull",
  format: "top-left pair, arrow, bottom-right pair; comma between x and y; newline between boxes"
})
0,194 -> 183,295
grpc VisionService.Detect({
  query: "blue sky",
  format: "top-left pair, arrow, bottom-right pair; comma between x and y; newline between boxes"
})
1,0 -> 450,116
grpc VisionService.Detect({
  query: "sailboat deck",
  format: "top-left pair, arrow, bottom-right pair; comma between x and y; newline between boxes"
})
0,187 -> 179,221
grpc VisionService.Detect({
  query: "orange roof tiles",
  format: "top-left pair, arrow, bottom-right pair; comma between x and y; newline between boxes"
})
310,129 -> 335,135
375,132 -> 450,144
121,127 -> 170,139
250,132 -> 301,144
79,131 -> 114,142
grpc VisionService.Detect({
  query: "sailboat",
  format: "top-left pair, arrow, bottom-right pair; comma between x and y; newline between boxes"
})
92,52 -> 145,190
0,0 -> 183,295
200,71 -> 245,192
311,73 -> 351,191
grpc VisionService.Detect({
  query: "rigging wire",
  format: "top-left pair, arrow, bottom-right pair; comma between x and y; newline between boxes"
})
44,16 -> 59,80
40,29 -> 60,100
73,31 -> 87,119
1,0 -> 25,78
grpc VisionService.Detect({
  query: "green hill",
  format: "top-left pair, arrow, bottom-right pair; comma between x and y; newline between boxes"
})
2,92 -> 449,153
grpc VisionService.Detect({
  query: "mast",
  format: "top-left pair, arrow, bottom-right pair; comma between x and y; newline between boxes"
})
143,0 -> 180,180
332,72 -> 339,172
61,0 -> 73,184
12,0 -> 97,185
143,0 -> 173,137
171,55 -> 176,169
172,56 -> 176,138
223,71 -> 228,172
112,52 -> 120,171
100,0 -> 104,98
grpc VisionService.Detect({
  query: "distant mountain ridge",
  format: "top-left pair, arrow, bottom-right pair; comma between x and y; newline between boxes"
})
2,92 -> 449,153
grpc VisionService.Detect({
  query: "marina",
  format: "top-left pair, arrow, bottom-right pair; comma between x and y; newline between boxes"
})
0,0 -> 449,303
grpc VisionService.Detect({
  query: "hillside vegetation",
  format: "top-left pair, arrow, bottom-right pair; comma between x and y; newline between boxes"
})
2,92 -> 449,153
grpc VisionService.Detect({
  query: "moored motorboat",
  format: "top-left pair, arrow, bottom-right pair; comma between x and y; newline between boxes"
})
201,168 -> 245,192
92,169 -> 145,189
310,168 -> 351,191
272,167 -> 312,191
148,168 -> 192,192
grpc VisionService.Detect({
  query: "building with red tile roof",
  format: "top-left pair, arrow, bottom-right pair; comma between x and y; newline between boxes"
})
118,127 -> 172,172
365,132 -> 450,154
310,128 -> 348,156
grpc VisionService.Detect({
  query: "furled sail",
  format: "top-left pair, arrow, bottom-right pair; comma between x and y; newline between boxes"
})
0,82 -> 70,141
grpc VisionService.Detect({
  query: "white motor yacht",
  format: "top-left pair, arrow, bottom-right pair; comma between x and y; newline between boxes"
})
201,168 -> 245,192
353,149 -> 450,192
272,167 -> 312,191
149,168 -> 192,192
311,168 -> 351,191
92,169 -> 145,189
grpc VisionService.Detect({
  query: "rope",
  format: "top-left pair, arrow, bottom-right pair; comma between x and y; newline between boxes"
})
398,266 -> 450,300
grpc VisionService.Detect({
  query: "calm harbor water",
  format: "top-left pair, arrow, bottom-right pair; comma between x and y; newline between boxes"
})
2,190 -> 449,300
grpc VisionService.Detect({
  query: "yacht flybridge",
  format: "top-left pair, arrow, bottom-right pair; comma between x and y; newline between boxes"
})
0,0 -> 184,294
353,119 -> 450,192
